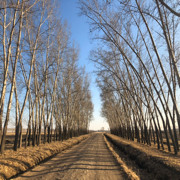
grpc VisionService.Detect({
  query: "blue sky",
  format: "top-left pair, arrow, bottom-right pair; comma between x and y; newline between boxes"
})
59,0 -> 109,130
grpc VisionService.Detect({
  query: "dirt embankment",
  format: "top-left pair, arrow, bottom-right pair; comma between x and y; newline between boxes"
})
0,134 -> 91,180
1,133 -> 180,180
105,133 -> 180,180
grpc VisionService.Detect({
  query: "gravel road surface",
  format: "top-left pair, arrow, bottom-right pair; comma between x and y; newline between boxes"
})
14,133 -> 127,180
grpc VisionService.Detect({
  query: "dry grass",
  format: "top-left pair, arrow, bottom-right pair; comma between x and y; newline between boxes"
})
104,135 -> 140,180
0,134 -> 91,180
105,133 -> 180,180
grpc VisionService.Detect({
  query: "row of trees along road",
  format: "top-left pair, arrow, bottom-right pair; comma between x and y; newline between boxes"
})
80,0 -> 180,154
0,0 -> 93,154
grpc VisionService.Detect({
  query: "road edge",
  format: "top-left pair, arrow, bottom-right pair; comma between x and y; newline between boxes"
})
104,134 -> 140,180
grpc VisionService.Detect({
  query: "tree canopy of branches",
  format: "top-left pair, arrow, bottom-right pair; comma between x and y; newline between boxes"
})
0,0 -> 93,154
80,0 -> 180,154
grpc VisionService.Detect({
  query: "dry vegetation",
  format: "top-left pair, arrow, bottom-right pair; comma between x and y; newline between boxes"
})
0,134 -> 91,180
1,0 -> 180,178
105,133 -> 180,179
104,134 -> 140,180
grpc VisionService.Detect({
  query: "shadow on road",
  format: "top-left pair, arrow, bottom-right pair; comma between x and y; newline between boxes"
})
16,133 -> 127,179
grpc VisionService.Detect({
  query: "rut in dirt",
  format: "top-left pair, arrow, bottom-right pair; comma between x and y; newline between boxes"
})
14,133 -> 128,180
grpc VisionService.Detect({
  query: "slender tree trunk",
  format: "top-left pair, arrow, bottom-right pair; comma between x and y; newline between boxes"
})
0,1 -> 23,153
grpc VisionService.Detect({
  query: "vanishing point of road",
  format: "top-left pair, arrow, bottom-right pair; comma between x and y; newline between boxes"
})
14,133 -> 127,180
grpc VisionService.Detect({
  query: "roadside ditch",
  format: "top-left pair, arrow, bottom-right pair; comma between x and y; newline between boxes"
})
104,133 -> 180,180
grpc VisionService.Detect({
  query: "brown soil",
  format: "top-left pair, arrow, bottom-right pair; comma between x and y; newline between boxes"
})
12,133 -> 127,180
105,133 -> 180,180
2,132 -> 179,180
0,134 -> 90,180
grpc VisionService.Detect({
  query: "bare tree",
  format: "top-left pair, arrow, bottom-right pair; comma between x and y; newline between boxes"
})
80,0 -> 180,154
0,0 -> 93,153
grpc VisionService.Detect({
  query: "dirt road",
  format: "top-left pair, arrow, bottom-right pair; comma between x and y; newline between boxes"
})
13,133 -> 127,180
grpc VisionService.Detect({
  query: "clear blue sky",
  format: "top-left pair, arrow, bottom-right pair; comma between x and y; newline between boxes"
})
59,0 -> 109,130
